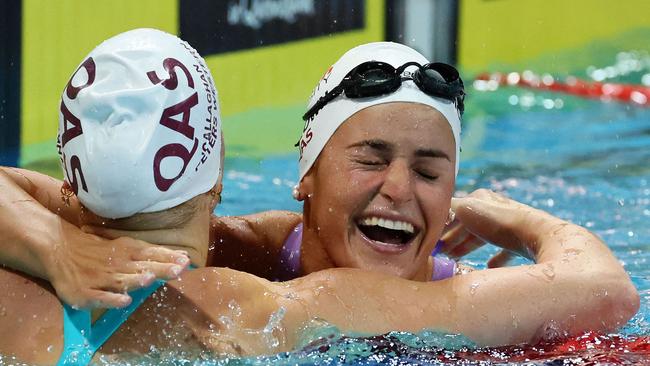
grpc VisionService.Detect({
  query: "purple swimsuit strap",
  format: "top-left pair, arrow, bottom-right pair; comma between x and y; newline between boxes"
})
431,240 -> 456,280
277,223 -> 455,281
431,257 -> 456,281
277,223 -> 303,281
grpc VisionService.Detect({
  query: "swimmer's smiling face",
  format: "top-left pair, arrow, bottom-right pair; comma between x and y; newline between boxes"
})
302,102 -> 456,279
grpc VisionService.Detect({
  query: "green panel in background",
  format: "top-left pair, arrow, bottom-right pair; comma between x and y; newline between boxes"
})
222,103 -> 304,158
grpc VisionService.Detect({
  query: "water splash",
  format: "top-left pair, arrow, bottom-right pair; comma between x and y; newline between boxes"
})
469,283 -> 480,296
262,306 -> 287,349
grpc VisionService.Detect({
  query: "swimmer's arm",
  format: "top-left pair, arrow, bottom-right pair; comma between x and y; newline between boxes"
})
274,251 -> 635,347
185,229 -> 638,354
191,264 -> 634,352
208,211 -> 301,278
0,166 -> 79,279
0,166 -> 83,224
283,223 -> 637,347
172,193 -> 638,350
437,190 -> 637,345
0,166 -> 190,308
278,195 -> 636,346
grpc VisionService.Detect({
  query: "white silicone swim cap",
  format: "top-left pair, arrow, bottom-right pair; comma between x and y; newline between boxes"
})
57,28 -> 222,219
297,42 -> 462,181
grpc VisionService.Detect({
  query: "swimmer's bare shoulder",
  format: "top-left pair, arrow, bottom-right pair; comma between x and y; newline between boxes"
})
0,268 -> 277,365
0,266 -> 292,362
0,266 -> 201,364
97,268 -> 255,357
0,267 -> 63,365
208,211 -> 301,278
105,267 -> 302,357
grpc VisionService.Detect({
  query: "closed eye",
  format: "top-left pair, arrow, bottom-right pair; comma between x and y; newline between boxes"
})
416,170 -> 438,181
356,159 -> 387,166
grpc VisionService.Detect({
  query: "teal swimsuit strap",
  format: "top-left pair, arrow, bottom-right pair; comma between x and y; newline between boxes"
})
57,265 -> 196,366
57,279 -> 166,366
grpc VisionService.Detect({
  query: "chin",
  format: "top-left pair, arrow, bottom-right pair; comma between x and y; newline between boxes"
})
346,243 -> 421,279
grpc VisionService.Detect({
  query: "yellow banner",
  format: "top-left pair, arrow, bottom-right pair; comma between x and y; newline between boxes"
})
20,0 -> 384,167
458,0 -> 650,72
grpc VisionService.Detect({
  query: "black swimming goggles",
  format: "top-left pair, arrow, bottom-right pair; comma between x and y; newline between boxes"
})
302,61 -> 465,121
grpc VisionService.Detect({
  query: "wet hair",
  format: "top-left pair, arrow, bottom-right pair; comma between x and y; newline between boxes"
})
82,189 -> 216,231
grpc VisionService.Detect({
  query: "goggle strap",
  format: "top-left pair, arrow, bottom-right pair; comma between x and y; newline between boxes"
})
303,84 -> 345,121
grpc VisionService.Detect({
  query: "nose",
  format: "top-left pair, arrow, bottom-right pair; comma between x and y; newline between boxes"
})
379,159 -> 414,204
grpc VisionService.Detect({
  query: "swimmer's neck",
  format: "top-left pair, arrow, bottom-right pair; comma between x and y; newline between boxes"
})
123,212 -> 210,267
300,223 -> 337,274
88,206 -> 211,324
81,198 -> 213,268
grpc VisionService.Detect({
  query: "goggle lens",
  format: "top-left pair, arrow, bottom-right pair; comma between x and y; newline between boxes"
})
345,62 -> 400,98
421,67 -> 446,83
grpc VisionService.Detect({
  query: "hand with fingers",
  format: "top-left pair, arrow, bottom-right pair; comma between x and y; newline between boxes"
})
440,189 -> 545,268
41,220 -> 190,309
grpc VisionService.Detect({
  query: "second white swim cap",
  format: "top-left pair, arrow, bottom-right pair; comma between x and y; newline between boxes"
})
297,42 -> 462,181
57,28 -> 222,219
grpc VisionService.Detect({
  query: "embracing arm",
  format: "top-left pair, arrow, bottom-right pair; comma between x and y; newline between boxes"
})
0,167 -> 190,308
292,191 -> 638,345
439,190 -> 639,344
0,167 -> 81,279
281,247 -> 636,347
202,191 -> 638,351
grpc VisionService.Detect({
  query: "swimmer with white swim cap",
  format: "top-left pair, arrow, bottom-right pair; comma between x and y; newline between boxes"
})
59,28 -> 222,219
297,41 -> 463,179
0,39 -> 639,357
204,42 -> 637,345
0,28 -> 236,364
285,42 -> 465,280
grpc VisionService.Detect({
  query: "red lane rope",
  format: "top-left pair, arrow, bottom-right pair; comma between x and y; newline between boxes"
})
475,71 -> 650,107
444,333 -> 650,364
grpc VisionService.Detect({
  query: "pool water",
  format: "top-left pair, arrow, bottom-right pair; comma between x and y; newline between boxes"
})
211,72 -> 650,364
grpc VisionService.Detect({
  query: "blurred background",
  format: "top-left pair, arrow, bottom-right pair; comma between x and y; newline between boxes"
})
0,0 -> 649,175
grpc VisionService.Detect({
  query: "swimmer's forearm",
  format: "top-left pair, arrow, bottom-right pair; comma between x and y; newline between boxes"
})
507,203 -> 629,278
451,191 -> 625,267
523,209 -> 616,264
0,167 -> 81,223
0,167 -> 66,279
437,192 -> 639,344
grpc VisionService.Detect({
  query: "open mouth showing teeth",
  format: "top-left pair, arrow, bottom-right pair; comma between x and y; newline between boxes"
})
357,217 -> 418,245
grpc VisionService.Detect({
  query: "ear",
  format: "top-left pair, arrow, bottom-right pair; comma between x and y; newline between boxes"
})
216,182 -> 223,196
209,183 -> 223,210
292,183 -> 305,201
295,170 -> 316,202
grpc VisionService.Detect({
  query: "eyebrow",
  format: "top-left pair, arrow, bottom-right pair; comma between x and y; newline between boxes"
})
346,139 -> 451,161
347,139 -> 391,152
414,148 -> 451,161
